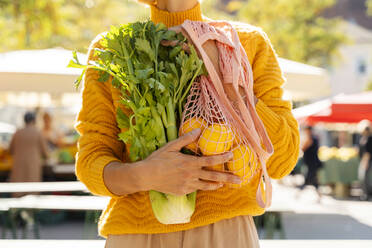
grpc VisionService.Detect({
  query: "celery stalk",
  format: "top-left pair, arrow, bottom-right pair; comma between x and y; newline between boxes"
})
69,21 -> 206,225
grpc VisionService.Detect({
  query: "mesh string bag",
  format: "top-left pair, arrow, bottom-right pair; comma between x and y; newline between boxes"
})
179,20 -> 274,208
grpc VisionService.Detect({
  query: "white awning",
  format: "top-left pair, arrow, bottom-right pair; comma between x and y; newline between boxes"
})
0,121 -> 16,133
0,49 -> 330,101
278,58 -> 331,101
0,48 -> 86,94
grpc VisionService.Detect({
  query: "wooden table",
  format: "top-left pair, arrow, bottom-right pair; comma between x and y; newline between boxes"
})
0,181 -> 87,193
1,240 -> 372,248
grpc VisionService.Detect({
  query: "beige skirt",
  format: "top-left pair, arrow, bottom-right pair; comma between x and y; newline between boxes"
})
105,215 -> 260,248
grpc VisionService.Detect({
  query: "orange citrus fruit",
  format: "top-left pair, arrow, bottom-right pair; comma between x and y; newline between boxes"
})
198,124 -> 233,155
180,117 -> 207,152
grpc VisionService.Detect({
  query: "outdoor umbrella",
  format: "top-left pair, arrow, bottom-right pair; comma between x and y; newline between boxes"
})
293,91 -> 372,125
0,49 -> 330,101
0,48 -> 86,94
278,58 -> 330,101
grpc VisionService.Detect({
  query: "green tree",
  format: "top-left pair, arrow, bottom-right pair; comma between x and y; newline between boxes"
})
201,0 -> 234,21
367,0 -> 372,15
0,0 -> 148,52
366,79 -> 372,91
235,0 -> 346,66
0,0 -> 347,64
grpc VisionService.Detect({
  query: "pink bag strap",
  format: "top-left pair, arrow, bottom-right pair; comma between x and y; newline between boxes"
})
181,20 -> 273,208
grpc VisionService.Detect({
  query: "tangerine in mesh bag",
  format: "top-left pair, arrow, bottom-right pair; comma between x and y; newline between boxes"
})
199,123 -> 233,171
179,20 -> 274,208
179,117 -> 207,153
198,123 -> 233,156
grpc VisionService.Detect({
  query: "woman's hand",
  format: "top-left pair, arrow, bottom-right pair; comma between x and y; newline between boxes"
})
139,129 -> 240,195
103,129 -> 241,196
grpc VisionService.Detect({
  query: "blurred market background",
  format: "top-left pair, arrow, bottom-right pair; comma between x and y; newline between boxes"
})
0,0 -> 372,243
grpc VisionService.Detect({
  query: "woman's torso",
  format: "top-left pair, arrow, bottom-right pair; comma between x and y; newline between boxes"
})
95,23 -> 272,237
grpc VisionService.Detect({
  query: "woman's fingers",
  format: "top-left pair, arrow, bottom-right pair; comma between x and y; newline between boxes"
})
168,25 -> 183,33
194,180 -> 223,191
198,169 -> 241,185
165,128 -> 201,151
188,152 -> 233,167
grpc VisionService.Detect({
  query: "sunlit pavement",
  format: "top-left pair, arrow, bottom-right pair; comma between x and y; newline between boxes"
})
272,177 -> 372,239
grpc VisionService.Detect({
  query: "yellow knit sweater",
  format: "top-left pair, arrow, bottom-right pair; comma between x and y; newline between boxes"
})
75,3 -> 299,237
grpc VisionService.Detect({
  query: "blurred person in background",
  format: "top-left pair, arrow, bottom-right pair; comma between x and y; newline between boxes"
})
8,112 -> 48,195
42,112 -> 64,150
299,126 -> 322,201
358,124 -> 372,200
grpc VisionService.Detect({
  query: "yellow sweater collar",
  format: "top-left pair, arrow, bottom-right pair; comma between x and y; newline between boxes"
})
150,2 -> 203,27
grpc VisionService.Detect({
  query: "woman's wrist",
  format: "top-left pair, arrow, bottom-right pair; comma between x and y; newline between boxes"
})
103,160 -> 148,196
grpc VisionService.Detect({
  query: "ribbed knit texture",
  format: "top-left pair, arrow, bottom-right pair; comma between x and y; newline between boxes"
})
75,2 -> 300,237
150,2 -> 202,27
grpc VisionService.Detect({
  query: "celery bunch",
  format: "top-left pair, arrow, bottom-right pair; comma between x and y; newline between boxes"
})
69,21 -> 205,224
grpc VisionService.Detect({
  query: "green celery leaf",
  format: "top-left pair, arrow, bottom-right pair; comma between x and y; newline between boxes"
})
135,68 -> 154,80
67,51 -> 85,69
113,56 -> 127,68
118,131 -> 132,144
116,108 -> 130,129
111,77 -> 121,88
162,30 -> 177,40
98,71 -> 110,83
170,45 -> 182,59
155,80 -> 166,92
135,38 -> 155,62
145,78 -> 156,88
155,23 -> 167,32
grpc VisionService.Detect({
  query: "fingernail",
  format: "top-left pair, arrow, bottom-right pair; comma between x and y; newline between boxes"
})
234,177 -> 242,184
227,152 -> 233,159
191,128 -> 201,134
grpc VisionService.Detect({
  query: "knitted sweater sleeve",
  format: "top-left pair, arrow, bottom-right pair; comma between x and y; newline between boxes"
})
243,29 -> 300,179
75,34 -> 125,197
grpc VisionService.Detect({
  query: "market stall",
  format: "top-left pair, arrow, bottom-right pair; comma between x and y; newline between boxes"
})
278,58 -> 331,101
0,49 -> 86,181
0,48 -> 85,94
293,92 -> 372,198
293,92 -> 372,124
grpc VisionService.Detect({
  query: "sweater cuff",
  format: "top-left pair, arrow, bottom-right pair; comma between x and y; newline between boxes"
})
86,155 -> 122,198
255,99 -> 282,136
150,2 -> 203,27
